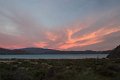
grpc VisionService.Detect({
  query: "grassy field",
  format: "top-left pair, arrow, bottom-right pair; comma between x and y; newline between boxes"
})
0,59 -> 120,80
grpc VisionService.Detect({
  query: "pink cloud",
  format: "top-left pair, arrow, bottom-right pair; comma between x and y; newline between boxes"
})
34,42 -> 48,48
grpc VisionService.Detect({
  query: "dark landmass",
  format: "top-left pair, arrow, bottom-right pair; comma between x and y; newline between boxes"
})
0,59 -> 120,80
0,47 -> 110,55
0,48 -> 28,55
107,45 -> 120,59
0,45 -> 120,80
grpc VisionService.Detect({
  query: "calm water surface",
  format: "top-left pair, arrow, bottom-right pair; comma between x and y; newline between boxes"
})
0,54 -> 108,59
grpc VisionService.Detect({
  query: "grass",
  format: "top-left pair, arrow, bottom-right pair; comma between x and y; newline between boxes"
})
0,59 -> 120,80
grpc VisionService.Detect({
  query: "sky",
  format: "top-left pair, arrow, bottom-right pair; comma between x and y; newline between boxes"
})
0,0 -> 120,51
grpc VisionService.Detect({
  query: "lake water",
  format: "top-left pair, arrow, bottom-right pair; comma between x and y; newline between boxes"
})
0,54 -> 108,59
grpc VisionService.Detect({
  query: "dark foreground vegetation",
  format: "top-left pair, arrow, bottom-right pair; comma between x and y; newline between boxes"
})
0,59 -> 120,80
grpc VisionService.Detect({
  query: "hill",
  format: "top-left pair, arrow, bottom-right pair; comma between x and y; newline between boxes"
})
0,48 -> 27,55
0,47 -> 110,55
107,45 -> 120,59
16,48 -> 110,54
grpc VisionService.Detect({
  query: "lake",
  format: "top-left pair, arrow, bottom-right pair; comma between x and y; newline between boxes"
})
0,54 -> 108,59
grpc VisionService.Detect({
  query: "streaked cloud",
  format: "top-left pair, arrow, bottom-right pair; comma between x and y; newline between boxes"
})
58,26 -> 120,50
0,0 -> 120,50
34,42 -> 48,48
46,32 -> 58,41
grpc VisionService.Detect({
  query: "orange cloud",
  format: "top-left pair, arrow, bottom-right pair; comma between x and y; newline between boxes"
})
58,39 -> 103,50
58,26 -> 120,50
46,32 -> 58,41
66,27 -> 82,44
34,42 -> 48,48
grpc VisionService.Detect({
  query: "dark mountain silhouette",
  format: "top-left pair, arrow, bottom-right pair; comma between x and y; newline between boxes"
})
15,47 -> 111,54
0,47 -> 110,55
107,45 -> 120,59
0,48 -> 27,54
0,48 -> 14,54
16,47 -> 58,54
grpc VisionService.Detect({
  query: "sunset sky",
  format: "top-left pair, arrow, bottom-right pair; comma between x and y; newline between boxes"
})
0,0 -> 120,51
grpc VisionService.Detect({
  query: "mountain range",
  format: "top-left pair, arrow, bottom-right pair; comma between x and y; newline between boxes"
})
0,47 -> 110,55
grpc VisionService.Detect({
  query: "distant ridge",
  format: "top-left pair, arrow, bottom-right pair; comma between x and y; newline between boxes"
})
16,47 -> 58,54
0,47 -> 28,54
0,48 -> 13,54
0,47 -> 110,55
107,45 -> 120,59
